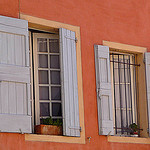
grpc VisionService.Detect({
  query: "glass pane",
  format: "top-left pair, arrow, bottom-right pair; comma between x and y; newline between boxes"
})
121,85 -> 125,108
50,55 -> 60,69
127,110 -> 132,125
39,54 -> 48,68
39,86 -> 49,100
114,69 -> 119,83
38,70 -> 49,84
49,39 -> 59,53
40,103 -> 50,116
52,103 -> 62,116
37,38 -> 47,52
51,71 -> 60,84
122,110 -> 127,128
120,68 -> 125,83
115,85 -> 120,108
51,87 -> 61,100
116,109 -> 121,129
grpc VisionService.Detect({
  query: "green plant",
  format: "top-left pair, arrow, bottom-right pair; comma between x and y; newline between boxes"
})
129,123 -> 138,134
42,117 -> 62,127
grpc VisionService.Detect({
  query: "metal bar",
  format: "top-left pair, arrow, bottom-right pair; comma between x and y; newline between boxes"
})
114,127 -> 143,131
123,55 -> 128,132
133,56 -> 137,124
134,56 -> 138,126
126,58 -> 130,125
112,54 -> 117,134
128,56 -> 133,124
110,60 -> 140,67
118,55 -> 123,134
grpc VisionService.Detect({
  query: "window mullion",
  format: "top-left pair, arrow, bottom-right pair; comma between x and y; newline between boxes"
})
47,38 -> 52,118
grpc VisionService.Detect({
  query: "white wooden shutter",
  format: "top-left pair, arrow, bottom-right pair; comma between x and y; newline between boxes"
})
59,28 -> 80,137
0,15 -> 31,133
94,45 -> 114,135
145,52 -> 150,136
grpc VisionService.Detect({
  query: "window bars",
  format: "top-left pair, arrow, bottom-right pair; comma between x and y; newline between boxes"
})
110,53 -> 138,135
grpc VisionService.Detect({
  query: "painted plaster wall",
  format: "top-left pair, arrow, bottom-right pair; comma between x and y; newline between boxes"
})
0,0 -> 19,18
0,0 -> 150,149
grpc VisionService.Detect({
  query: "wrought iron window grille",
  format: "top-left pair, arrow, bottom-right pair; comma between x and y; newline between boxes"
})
110,53 -> 138,135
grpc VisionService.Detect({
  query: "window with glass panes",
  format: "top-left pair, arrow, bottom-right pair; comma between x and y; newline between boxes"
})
110,53 -> 138,135
33,33 -> 62,125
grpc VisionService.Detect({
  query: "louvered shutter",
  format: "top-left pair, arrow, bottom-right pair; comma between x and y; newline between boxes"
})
94,45 -> 114,135
145,52 -> 150,136
0,15 -> 31,133
59,28 -> 80,137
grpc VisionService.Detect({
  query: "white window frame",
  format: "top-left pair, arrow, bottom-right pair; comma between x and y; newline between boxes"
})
32,33 -> 62,125
103,40 -> 149,138
21,14 -> 85,143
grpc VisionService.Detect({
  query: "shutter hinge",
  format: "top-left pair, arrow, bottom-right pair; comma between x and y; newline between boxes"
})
97,88 -> 101,98
19,128 -> 24,134
75,37 -> 78,43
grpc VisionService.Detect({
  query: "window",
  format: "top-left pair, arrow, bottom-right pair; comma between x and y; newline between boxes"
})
29,28 -> 81,137
32,33 -> 62,125
110,53 -> 138,135
94,43 -> 150,137
0,14 -> 85,143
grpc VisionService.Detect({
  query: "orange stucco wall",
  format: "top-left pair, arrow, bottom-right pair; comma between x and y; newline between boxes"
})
0,0 -> 150,149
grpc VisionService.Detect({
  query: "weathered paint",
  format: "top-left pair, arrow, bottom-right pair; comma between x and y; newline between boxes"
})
0,0 -> 150,149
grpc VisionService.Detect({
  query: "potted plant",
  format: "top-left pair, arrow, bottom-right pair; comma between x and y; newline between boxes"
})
129,123 -> 139,137
34,117 -> 63,135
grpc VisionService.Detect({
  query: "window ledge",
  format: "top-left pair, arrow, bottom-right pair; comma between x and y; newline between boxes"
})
25,133 -> 85,144
108,136 -> 150,144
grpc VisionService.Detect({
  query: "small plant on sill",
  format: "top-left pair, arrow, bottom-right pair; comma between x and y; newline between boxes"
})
129,123 -> 138,136
42,117 -> 62,127
34,117 -> 63,135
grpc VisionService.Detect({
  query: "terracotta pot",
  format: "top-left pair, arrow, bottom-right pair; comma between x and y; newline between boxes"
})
34,125 -> 63,135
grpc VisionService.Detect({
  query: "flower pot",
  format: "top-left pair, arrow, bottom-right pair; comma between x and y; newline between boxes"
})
34,125 -> 63,135
130,132 -> 139,137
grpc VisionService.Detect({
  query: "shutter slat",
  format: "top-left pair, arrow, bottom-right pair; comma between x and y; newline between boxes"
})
0,15 -> 28,29
59,28 -> 80,137
0,114 -> 31,133
145,52 -> 150,136
0,64 -> 30,83
8,34 -> 15,64
0,24 -> 27,35
94,45 -> 114,135
9,82 -> 16,114
1,33 -> 7,64
27,84 -> 31,115
0,15 -> 31,133
1,82 -> 9,113
16,83 -> 24,114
